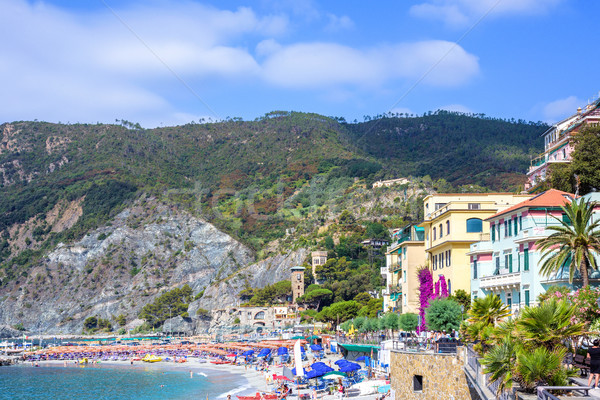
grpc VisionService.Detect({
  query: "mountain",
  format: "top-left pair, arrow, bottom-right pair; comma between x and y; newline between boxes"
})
0,111 -> 546,333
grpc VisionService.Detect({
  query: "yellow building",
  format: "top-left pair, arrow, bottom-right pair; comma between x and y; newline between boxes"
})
383,225 -> 425,314
420,193 -> 531,295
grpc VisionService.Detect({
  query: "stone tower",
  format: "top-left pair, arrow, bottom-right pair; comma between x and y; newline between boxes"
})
291,265 -> 305,303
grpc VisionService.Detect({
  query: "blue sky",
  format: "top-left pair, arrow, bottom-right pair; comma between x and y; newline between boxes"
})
1,0 -> 599,127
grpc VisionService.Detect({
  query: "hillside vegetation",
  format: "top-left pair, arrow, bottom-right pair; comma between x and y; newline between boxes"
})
0,112 -> 545,285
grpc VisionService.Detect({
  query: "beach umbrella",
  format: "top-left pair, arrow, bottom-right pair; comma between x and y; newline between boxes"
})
323,371 -> 347,378
227,353 -> 237,357
258,348 -> 271,357
334,359 -> 349,366
339,363 -> 361,373
277,347 -> 289,355
273,375 -> 293,382
310,344 -> 323,352
242,350 -> 254,356
355,356 -> 367,362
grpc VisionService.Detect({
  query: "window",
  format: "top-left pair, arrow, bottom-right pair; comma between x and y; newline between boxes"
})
403,247 -> 407,259
447,250 -> 451,266
562,213 -> 572,225
505,254 -> 510,272
473,259 -> 478,279
498,223 -> 501,239
439,252 -> 444,269
495,256 -> 500,274
504,221 -> 508,237
525,290 -> 530,306
404,293 -> 407,306
524,249 -> 529,271
413,375 -> 423,392
433,227 -> 436,240
447,279 -> 451,294
509,254 -> 513,273
517,248 -> 521,271
403,270 -> 407,283
468,203 -> 481,210
435,203 -> 446,210
433,255 -> 437,270
519,216 -> 522,231
466,218 -> 483,233
439,224 -> 443,238
508,220 -> 512,237
491,223 -> 495,241
513,217 -> 518,236
255,311 -> 265,320
446,220 -> 450,235
506,294 -> 512,308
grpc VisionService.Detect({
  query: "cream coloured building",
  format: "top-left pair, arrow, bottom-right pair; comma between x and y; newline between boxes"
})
382,225 -> 425,314
419,193 -> 531,296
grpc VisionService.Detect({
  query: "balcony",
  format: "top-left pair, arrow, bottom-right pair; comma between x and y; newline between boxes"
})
391,262 -> 402,272
467,240 -> 492,256
426,202 -> 496,220
479,271 -> 521,290
514,227 -> 549,244
389,284 -> 402,294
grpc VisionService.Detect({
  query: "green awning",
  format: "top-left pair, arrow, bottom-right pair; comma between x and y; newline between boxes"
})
338,344 -> 379,354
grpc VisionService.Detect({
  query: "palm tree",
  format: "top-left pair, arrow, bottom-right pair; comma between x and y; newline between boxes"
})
537,198 -> 600,287
468,293 -> 511,326
516,299 -> 584,350
481,338 -> 517,395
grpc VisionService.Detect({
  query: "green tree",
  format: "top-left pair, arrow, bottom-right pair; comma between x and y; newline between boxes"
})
468,293 -> 511,327
316,300 -> 361,326
398,313 -> 419,332
139,285 -> 193,328
115,314 -> 126,327
425,298 -> 462,331
571,125 -> 600,194
296,288 -> 333,310
353,292 -> 372,306
449,289 -> 471,313
83,316 -> 98,331
537,198 -> 600,287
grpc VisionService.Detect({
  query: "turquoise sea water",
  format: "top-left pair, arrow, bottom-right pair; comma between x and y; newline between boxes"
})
0,364 -> 246,400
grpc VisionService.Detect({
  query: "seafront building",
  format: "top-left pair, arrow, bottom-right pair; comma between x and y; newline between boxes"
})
525,97 -> 600,191
382,225 -> 424,314
470,190 -> 600,313
419,193 -> 532,296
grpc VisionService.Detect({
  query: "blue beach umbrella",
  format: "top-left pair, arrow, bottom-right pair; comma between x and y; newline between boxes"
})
242,350 -> 254,356
355,356 -> 367,362
339,363 -> 361,373
257,348 -> 271,357
277,347 -> 289,355
310,344 -> 323,351
292,367 -> 307,376
334,359 -> 349,366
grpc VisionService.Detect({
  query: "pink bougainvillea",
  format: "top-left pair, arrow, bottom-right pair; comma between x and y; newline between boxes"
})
439,275 -> 449,298
417,267 -> 434,333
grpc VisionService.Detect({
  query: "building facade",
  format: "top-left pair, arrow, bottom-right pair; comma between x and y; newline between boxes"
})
526,97 -> 600,191
420,193 -> 532,296
291,265 -> 305,302
311,251 -> 328,281
383,225 -> 425,314
470,190 -> 600,314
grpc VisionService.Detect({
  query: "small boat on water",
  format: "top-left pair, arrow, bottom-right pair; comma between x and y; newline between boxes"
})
142,354 -> 162,363
78,358 -> 88,364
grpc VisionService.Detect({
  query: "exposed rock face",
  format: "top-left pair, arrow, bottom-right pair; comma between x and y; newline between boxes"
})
0,198 -> 255,334
0,325 -> 21,339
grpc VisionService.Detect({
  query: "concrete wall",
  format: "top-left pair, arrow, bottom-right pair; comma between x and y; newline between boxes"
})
390,348 -> 477,400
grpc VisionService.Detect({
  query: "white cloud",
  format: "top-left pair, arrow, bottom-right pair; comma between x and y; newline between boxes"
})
410,0 -> 563,28
262,40 -> 479,89
542,96 -> 583,122
0,0 -> 480,127
324,14 -> 354,32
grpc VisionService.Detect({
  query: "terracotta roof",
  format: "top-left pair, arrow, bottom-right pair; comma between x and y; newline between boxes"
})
486,189 -> 575,221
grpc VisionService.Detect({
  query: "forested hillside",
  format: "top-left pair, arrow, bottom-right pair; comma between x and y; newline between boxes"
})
0,111 -> 545,281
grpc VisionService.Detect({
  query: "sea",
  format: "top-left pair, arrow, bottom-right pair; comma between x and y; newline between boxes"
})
0,363 -> 250,400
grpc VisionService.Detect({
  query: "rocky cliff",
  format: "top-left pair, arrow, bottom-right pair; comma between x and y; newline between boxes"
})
0,197 -> 306,334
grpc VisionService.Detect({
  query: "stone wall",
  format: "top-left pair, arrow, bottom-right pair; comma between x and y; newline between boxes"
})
390,348 -> 478,400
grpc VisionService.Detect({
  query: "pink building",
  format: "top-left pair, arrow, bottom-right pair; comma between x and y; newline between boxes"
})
525,97 -> 600,191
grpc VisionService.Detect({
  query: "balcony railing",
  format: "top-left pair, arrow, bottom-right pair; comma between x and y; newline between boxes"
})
389,284 -> 402,294
479,271 -> 521,289
426,202 -> 496,220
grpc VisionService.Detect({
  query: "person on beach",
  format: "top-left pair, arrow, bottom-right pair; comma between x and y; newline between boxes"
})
587,339 -> 600,388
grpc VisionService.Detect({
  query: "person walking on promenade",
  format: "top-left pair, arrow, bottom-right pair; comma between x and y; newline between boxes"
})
587,339 -> 600,388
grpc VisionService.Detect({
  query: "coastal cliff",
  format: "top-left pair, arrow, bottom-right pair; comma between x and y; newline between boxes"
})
0,197 -> 306,334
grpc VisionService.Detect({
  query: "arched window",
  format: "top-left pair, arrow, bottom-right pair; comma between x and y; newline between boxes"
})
254,311 -> 265,320
439,224 -> 443,238
466,218 -> 483,233
446,220 -> 450,235
433,227 -> 436,240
